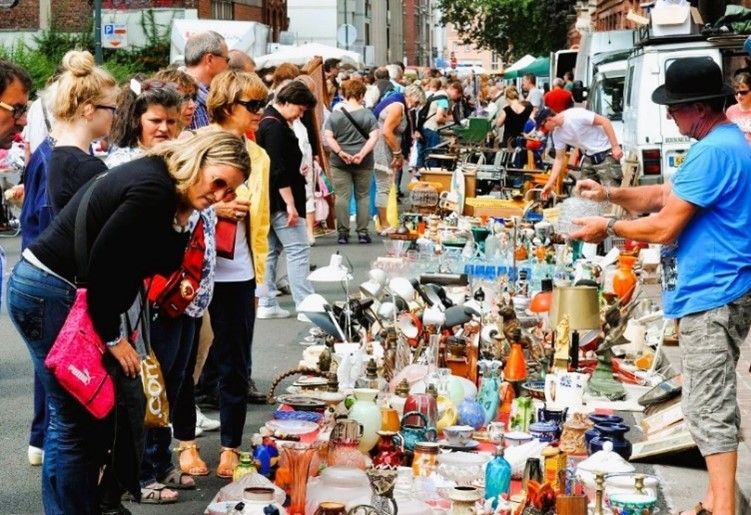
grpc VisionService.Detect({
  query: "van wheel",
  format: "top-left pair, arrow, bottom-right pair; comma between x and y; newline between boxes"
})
698,0 -> 726,25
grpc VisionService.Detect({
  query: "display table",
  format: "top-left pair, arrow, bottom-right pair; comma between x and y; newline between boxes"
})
419,168 -> 477,215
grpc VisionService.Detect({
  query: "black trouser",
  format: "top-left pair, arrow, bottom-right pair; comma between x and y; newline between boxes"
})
208,280 -> 256,448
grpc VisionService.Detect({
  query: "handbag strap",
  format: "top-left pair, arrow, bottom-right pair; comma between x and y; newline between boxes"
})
340,108 -> 370,142
73,174 -> 107,286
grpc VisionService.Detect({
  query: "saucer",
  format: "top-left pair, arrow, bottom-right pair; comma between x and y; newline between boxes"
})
438,439 -> 480,451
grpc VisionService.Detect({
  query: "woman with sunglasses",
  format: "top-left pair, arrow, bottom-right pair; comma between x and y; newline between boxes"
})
47,50 -> 118,214
7,130 -> 250,514
200,70 -> 271,477
256,80 -> 317,320
727,72 -> 751,144
153,68 -> 199,131
106,77 -> 182,168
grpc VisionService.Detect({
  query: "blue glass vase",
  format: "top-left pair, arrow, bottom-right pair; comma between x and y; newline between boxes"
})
457,397 -> 485,430
484,446 -> 512,508
477,369 -> 501,426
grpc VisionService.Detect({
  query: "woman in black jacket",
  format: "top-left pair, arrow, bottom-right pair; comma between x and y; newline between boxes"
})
7,130 -> 250,515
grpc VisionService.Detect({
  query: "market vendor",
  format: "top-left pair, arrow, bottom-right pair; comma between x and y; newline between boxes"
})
538,106 -> 623,199
570,57 -> 751,515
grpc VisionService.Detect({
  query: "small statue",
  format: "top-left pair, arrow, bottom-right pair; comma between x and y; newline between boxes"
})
553,315 -> 571,371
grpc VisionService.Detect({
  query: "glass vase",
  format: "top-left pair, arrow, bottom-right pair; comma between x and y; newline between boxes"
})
281,442 -> 320,515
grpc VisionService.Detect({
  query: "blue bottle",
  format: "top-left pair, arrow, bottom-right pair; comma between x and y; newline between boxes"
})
484,444 -> 512,508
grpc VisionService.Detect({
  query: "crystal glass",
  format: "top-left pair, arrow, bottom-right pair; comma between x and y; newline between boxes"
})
280,442 -> 320,515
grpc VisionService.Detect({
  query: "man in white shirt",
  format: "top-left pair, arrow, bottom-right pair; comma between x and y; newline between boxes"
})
522,73 -> 543,116
539,107 -> 623,198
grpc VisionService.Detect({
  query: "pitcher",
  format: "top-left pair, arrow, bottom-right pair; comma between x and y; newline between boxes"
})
544,372 -> 587,412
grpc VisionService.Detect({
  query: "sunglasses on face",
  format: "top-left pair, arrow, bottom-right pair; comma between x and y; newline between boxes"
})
0,101 -> 28,120
736,90 -> 750,97
182,92 -> 198,103
210,176 -> 236,198
236,98 -> 265,114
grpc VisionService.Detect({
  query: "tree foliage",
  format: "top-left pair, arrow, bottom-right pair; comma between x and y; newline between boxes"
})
437,0 -> 577,61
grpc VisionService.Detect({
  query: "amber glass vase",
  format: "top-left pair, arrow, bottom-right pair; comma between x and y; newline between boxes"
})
281,442 -> 320,515
612,254 -> 637,304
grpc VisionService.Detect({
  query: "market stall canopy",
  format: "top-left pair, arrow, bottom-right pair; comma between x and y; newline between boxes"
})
255,43 -> 363,68
517,57 -> 550,78
501,54 -> 536,80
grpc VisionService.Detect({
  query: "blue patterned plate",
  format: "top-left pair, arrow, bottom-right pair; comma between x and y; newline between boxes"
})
272,410 -> 323,423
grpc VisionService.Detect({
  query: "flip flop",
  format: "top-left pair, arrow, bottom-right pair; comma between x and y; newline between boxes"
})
159,468 -> 196,490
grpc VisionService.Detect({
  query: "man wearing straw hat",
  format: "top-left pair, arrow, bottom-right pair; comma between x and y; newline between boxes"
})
570,57 -> 751,515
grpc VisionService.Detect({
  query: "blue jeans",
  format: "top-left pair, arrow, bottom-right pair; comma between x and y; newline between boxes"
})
7,259 -> 108,515
416,128 -> 442,169
261,211 -> 314,310
140,315 -> 197,486
30,373 -> 49,449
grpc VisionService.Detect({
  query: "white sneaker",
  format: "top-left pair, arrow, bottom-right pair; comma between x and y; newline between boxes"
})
28,445 -> 43,466
297,313 -> 311,323
196,407 -> 220,432
257,305 -> 291,319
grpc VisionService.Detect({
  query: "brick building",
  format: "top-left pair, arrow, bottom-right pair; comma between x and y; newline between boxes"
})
0,0 -> 288,41
593,0 -> 751,31
402,0 -> 432,66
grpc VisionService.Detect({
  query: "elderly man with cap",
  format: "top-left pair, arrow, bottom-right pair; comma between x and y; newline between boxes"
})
571,57 -> 751,515
539,104 -> 623,198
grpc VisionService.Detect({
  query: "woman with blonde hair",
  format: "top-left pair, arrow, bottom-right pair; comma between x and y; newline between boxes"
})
495,85 -> 533,146
8,130 -> 250,514
199,70 -> 272,477
48,50 -> 118,213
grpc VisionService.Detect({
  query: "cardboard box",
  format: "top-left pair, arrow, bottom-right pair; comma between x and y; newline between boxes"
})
651,3 -> 694,36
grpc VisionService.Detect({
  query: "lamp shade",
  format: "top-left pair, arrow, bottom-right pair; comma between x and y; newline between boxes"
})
298,293 -> 329,313
308,253 -> 353,282
551,286 -> 600,330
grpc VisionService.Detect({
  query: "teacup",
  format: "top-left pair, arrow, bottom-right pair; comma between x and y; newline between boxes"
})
443,424 -> 474,446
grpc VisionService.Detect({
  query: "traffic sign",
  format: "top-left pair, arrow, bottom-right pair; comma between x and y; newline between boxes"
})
102,22 -> 128,49
337,23 -> 357,48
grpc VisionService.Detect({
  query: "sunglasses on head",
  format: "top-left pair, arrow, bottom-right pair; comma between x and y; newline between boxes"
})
236,99 -> 265,114
0,101 -> 28,120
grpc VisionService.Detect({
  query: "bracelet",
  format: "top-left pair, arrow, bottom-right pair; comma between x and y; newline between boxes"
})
392,150 -> 402,156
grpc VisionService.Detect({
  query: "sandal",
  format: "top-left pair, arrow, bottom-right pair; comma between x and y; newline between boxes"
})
695,502 -> 712,515
217,447 -> 240,479
175,443 -> 209,476
123,483 -> 178,505
159,468 -> 196,490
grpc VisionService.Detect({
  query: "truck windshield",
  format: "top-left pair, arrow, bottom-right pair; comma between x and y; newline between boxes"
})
593,76 -> 625,122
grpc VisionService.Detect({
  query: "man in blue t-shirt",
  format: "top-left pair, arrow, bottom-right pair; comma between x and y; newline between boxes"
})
570,57 -> 751,515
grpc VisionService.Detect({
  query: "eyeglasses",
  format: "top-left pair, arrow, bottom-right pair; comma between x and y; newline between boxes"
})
735,90 -> 750,97
95,104 -> 118,114
212,53 -> 230,64
666,104 -> 692,116
236,98 -> 265,114
182,92 -> 198,103
0,100 -> 28,120
210,176 -> 236,198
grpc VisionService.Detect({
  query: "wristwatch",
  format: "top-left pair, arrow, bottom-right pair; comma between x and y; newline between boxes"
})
606,218 -> 618,237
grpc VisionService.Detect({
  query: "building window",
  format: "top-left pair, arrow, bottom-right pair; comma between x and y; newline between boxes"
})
212,0 -> 233,20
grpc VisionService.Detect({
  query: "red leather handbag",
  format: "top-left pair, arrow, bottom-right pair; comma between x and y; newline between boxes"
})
215,217 -> 237,259
147,218 -> 206,318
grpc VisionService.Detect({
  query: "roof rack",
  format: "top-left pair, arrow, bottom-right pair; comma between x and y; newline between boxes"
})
634,24 -> 707,47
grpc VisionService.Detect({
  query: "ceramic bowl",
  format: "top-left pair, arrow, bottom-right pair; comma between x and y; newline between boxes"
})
272,410 -> 322,423
443,425 -> 474,445
604,473 -> 660,497
436,452 -> 492,485
608,493 -> 657,514
521,380 -> 546,400
503,431 -> 533,447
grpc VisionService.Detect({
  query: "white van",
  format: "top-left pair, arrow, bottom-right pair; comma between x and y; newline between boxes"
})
622,36 -> 747,184
574,30 -> 633,88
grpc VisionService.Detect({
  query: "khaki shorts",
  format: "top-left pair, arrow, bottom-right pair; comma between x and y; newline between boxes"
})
580,154 -> 622,187
679,290 -> 751,456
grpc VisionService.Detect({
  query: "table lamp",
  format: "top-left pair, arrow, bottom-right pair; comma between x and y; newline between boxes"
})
550,286 -> 600,369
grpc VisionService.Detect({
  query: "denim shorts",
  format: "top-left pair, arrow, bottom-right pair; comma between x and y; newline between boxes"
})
679,290 -> 751,456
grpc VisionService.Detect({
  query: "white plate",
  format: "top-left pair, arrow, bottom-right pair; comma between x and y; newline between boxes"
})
265,419 -> 319,435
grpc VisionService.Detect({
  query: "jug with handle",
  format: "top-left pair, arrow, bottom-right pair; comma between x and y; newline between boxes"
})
544,372 -> 587,412
399,411 -> 437,452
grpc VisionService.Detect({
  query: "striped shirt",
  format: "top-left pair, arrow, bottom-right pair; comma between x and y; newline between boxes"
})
189,81 -> 210,130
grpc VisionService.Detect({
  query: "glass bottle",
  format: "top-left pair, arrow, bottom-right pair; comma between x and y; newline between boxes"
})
522,457 -> 542,493
233,451 -> 257,482
484,445 -> 512,509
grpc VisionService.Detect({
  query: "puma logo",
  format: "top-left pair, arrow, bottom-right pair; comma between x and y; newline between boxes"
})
67,364 -> 92,386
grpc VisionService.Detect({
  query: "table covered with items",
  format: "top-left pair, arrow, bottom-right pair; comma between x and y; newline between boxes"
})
205,197 -> 690,515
